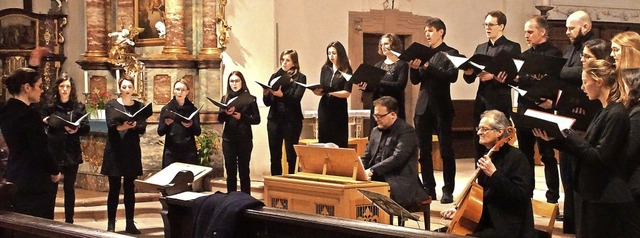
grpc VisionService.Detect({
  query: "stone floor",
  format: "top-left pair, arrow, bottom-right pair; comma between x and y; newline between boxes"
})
57,158 -> 575,237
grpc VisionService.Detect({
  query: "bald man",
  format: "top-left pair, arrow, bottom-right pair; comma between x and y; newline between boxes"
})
557,10 -> 598,234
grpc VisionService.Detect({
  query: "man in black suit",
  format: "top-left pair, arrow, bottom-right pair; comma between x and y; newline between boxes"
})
464,10 -> 521,164
514,16 -> 562,206
408,17 -> 459,203
361,96 -> 429,211
556,10 -> 596,233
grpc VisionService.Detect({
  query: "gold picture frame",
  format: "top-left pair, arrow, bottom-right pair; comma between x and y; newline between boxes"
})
134,0 -> 165,46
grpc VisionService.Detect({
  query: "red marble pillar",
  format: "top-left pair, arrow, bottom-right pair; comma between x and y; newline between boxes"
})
116,0 -> 135,28
162,0 -> 190,55
84,0 -> 108,59
199,0 -> 221,58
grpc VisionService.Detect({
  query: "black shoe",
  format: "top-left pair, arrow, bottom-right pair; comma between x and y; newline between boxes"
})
441,193 -> 454,204
107,221 -> 115,232
555,214 -> 564,221
125,221 -> 141,234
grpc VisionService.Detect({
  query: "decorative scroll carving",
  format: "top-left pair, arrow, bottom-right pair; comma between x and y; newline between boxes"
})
550,5 -> 640,23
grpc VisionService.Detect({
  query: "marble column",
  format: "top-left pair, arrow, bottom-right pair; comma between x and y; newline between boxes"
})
84,0 -> 108,59
116,0 -> 135,28
162,0 -> 190,55
198,0 -> 221,58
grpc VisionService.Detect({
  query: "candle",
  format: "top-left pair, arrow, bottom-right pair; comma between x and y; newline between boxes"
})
84,71 -> 89,94
542,0 -> 550,6
115,70 -> 121,94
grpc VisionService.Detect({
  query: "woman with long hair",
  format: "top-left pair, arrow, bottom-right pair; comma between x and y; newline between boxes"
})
263,49 -> 306,175
102,76 -> 147,234
218,71 -> 260,194
0,66 -> 61,219
314,41 -> 353,148
611,31 -> 640,69
534,59 -> 634,237
41,75 -> 90,223
158,79 -> 202,168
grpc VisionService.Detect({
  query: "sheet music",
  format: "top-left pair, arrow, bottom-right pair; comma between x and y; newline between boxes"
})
167,191 -> 208,201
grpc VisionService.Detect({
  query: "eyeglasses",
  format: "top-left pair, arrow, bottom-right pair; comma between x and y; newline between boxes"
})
475,126 -> 496,133
482,23 -> 499,28
373,112 -> 391,120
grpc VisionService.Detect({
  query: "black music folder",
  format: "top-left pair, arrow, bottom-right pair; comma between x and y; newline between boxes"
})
344,63 -> 387,89
511,109 -> 575,138
206,96 -> 253,110
111,103 -> 153,122
519,54 -> 567,77
398,42 -> 437,63
294,82 -> 337,93
482,52 -> 524,83
256,73 -> 291,90
446,53 -> 493,71
48,113 -> 89,129
163,105 -> 202,122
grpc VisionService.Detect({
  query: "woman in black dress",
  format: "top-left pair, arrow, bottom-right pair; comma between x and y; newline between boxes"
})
264,49 -> 306,175
534,59 -> 634,237
102,76 -> 147,234
358,33 -> 408,121
0,65 -> 61,219
158,79 -> 201,168
218,71 -> 260,194
314,41 -> 353,148
41,75 -> 90,223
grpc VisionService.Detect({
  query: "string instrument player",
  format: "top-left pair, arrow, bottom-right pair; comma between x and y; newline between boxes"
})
441,110 -> 534,238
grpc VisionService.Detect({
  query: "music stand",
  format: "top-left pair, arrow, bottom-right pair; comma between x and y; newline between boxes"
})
357,189 -> 420,226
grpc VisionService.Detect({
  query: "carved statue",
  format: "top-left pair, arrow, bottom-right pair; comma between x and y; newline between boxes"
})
155,21 -> 166,38
107,25 -> 144,65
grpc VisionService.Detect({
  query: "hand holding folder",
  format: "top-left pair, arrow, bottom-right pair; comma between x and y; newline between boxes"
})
398,42 -> 437,63
340,63 -> 387,90
256,73 -> 291,90
163,105 -> 202,122
294,82 -> 337,93
110,103 -> 153,122
511,109 -> 575,139
47,113 -> 90,129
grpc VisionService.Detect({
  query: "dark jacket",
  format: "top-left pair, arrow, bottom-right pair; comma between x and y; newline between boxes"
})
101,99 -> 147,177
0,98 -> 59,193
516,41 -> 563,114
192,191 -> 265,238
552,102 -> 633,203
474,144 -> 534,238
263,69 -> 306,122
361,119 -> 428,210
217,92 -> 260,141
41,100 -> 90,167
410,42 -> 459,118
373,60 -> 408,119
628,106 -> 640,200
557,31 -> 600,131
158,97 -> 202,168
464,36 -> 521,115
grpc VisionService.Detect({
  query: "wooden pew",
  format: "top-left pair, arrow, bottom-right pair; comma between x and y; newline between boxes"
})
160,194 -> 462,238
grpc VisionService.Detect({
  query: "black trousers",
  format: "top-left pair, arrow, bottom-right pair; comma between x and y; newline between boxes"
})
11,182 -> 57,219
223,139 -> 253,195
559,152 -> 575,234
516,128 -> 560,203
415,109 -> 455,195
61,164 -> 79,223
107,176 -> 136,222
267,119 -> 302,175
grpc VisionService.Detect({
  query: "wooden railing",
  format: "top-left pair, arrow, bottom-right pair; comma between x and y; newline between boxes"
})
161,195 -> 463,238
0,182 -> 132,238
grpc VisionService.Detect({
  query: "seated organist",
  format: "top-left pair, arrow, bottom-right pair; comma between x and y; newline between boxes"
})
360,96 -> 429,211
441,110 -> 534,238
